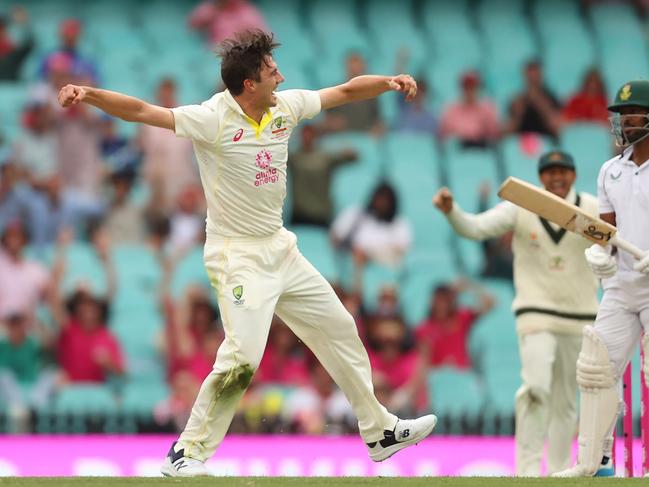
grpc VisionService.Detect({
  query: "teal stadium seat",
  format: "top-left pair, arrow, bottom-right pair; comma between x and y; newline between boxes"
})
468,279 -> 516,374
477,1 -> 537,112
111,306 -> 165,384
52,384 -> 118,416
308,0 -> 371,88
121,381 -> 169,417
443,140 -> 499,210
360,262 -> 400,313
590,3 -> 649,98
170,246 -> 211,299
0,83 -> 28,144
428,367 -> 485,433
384,133 -> 444,250
61,242 -> 108,297
501,134 -> 556,183
473,279 -> 519,433
560,123 -> 614,194
400,251 -> 457,327
531,0 -> 595,100
364,0 -> 428,76
111,244 -> 162,316
320,133 -> 383,216
291,226 -> 338,282
421,1 -> 482,106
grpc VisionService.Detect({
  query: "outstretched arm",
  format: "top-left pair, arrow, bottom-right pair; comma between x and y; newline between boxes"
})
433,187 -> 517,240
58,84 -> 175,130
318,74 -> 417,110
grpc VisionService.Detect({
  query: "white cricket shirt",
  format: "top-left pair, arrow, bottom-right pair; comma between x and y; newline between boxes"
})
171,89 -> 321,237
598,147 -> 649,279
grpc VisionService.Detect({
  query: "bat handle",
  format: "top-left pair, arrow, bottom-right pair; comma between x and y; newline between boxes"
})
611,234 -> 648,260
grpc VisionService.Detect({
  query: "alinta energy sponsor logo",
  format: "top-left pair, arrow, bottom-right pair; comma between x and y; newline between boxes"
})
254,149 -> 279,187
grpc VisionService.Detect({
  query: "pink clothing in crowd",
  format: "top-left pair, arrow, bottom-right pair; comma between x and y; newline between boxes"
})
58,320 -> 124,382
416,308 -> 478,369
368,349 -> 419,390
439,100 -> 500,143
256,345 -> 311,386
189,0 -> 268,46
0,250 -> 50,318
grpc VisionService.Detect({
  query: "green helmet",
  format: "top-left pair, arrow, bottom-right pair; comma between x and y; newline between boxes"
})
608,79 -> 649,112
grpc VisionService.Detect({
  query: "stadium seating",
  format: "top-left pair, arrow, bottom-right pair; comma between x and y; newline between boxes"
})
531,0 -> 596,100
559,123 -> 613,194
428,367 -> 485,433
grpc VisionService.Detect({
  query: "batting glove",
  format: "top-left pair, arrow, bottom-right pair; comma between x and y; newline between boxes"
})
633,253 -> 649,275
584,244 -> 617,279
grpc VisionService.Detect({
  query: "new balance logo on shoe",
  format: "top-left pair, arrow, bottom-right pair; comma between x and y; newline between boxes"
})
161,441 -> 209,477
366,415 -> 437,463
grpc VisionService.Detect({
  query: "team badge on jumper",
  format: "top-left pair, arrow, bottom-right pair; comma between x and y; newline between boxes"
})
270,115 -> 288,139
549,256 -> 565,271
232,285 -> 244,305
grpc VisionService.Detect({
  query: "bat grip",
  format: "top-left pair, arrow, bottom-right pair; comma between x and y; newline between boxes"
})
611,234 -> 647,260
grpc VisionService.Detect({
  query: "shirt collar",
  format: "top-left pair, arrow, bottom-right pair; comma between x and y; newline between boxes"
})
223,89 -> 243,115
223,89 -> 273,138
620,146 -> 649,171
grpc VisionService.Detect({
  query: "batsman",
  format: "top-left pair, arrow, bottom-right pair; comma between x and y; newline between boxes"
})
433,151 -> 599,476
556,80 -> 649,477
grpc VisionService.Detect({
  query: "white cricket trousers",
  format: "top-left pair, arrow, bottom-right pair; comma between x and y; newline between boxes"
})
178,228 -> 397,461
594,277 -> 649,378
515,330 -> 582,476
592,276 -> 649,444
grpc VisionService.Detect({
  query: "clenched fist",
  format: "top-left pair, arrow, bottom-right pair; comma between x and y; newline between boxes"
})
58,84 -> 86,107
387,74 -> 417,101
433,187 -> 454,214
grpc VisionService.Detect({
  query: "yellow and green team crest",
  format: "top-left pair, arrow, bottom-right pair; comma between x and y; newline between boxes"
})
620,84 -> 632,101
233,285 -> 243,300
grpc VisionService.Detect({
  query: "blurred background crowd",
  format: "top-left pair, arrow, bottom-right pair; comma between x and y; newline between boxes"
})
0,0 -> 645,437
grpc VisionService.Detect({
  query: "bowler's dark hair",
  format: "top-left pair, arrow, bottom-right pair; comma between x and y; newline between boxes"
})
218,30 -> 280,96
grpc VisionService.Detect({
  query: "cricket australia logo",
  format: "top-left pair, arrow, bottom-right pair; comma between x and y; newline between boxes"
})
254,149 -> 278,187
270,115 -> 288,140
232,285 -> 244,305
271,116 -> 283,130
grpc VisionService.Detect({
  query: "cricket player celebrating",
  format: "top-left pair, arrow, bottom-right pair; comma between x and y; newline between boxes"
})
555,80 -> 649,477
433,152 -> 599,476
57,30 -> 436,477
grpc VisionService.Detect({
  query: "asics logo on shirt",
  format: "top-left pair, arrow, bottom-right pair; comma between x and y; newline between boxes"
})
233,128 -> 244,142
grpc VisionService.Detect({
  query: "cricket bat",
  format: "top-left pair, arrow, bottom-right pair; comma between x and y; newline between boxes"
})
498,176 -> 646,259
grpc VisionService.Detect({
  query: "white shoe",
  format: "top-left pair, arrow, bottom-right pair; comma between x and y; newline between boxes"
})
160,441 -> 209,477
553,462 -> 599,477
553,454 -> 612,478
366,414 -> 437,462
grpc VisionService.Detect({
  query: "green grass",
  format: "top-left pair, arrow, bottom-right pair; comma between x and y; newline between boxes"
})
0,478 -> 648,487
